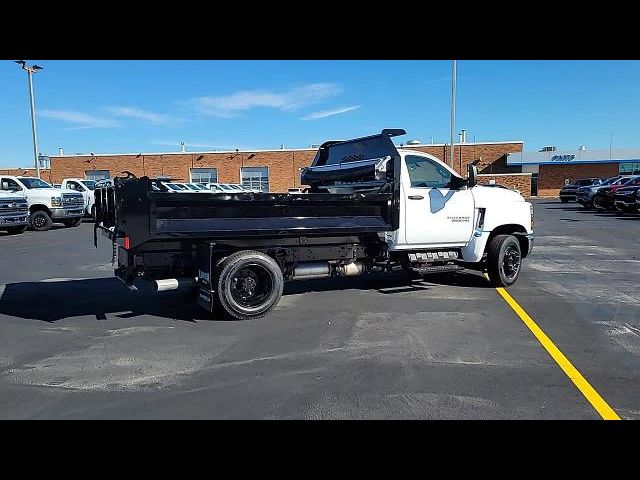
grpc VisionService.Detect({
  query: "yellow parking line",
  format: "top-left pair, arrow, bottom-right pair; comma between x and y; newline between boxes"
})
487,275 -> 620,420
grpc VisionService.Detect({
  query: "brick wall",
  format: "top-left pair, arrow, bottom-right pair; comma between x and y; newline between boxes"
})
538,163 -> 619,196
404,142 -> 524,175
48,142 -> 524,193
477,173 -> 532,197
0,168 -> 52,183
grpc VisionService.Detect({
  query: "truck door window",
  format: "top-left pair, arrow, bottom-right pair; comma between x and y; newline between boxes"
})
68,181 -> 83,191
405,155 -> 452,188
1,178 -> 22,191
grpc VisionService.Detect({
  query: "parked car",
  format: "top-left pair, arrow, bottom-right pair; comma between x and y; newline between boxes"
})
178,182 -> 208,192
614,185 -> 640,213
0,175 -> 84,231
593,175 -> 640,210
577,175 -> 627,209
61,178 -> 97,218
0,190 -> 29,235
160,182 -> 190,192
559,178 -> 603,203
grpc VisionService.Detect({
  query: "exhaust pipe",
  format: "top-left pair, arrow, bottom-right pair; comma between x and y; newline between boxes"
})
292,262 -> 330,280
153,278 -> 196,292
292,261 -> 365,280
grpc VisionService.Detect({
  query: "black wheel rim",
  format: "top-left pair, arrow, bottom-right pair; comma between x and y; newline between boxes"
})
229,263 -> 274,309
32,214 -> 46,229
502,245 -> 521,281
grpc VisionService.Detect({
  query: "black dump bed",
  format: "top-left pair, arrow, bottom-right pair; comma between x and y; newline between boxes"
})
95,130 -> 403,249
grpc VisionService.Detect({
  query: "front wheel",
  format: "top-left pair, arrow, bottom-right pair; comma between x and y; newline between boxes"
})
215,250 -> 284,321
63,217 -> 82,227
30,210 -> 53,231
486,234 -> 522,288
593,195 -> 606,210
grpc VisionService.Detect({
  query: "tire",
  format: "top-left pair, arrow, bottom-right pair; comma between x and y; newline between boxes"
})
486,234 -> 522,288
581,200 -> 592,209
214,250 -> 284,321
593,195 -> 606,210
5,225 -> 27,235
63,217 -> 82,228
29,210 -> 53,231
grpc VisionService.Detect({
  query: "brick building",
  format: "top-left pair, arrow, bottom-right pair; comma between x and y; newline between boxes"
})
38,140 -> 527,194
507,148 -> 640,196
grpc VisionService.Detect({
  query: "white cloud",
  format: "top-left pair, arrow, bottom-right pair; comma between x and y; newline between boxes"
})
302,105 -> 361,121
106,106 -> 172,124
40,110 -> 119,129
191,83 -> 342,117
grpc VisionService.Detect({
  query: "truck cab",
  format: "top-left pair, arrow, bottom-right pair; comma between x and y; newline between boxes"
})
61,178 -> 98,218
0,175 -> 85,231
387,149 -> 533,263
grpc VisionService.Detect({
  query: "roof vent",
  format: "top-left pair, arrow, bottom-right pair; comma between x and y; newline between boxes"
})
406,139 -> 421,145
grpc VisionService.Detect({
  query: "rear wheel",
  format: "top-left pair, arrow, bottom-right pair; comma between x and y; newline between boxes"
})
63,217 -> 82,227
5,225 -> 27,235
486,234 -> 522,288
30,210 -> 53,231
215,250 -> 284,321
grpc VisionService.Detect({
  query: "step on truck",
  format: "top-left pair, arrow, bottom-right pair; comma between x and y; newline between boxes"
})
94,129 -> 534,320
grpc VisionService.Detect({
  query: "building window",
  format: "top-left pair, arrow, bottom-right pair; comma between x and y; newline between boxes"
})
620,162 -> 640,175
190,168 -> 218,183
85,170 -> 110,181
241,167 -> 269,192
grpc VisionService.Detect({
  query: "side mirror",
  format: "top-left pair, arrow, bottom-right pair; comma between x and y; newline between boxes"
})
467,164 -> 478,188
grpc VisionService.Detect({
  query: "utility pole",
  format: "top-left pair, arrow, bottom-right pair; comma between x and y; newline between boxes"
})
15,61 -> 44,178
450,60 -> 457,168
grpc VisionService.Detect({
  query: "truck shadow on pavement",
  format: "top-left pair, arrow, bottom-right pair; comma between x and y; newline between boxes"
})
0,271 -> 489,323
0,277 -> 208,323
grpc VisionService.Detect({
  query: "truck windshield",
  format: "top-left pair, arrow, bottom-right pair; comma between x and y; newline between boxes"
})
601,176 -> 621,186
17,177 -> 52,189
81,180 -> 96,190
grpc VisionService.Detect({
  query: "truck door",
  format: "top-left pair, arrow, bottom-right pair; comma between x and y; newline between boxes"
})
402,154 -> 475,246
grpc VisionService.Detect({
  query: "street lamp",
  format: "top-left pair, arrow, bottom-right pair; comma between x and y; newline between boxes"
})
450,60 -> 457,169
15,60 -> 44,179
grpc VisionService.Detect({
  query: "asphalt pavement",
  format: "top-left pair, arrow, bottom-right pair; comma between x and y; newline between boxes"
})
0,202 -> 638,419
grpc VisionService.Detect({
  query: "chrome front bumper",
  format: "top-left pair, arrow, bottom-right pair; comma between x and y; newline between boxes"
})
50,207 -> 84,219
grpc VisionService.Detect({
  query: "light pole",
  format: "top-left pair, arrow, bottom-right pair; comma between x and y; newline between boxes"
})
450,60 -> 457,169
15,60 -> 44,178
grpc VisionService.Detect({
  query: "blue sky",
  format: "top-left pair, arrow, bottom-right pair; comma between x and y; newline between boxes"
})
2,60 -> 639,167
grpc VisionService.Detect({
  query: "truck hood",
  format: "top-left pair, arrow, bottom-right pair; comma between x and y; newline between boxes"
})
471,184 -> 525,206
0,191 -> 27,200
24,188 -> 81,199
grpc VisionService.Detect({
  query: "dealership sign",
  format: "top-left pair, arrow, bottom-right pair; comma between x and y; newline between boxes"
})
550,154 -> 576,162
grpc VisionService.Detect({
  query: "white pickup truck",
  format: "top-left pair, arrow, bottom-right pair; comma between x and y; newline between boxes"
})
61,178 -> 97,218
0,175 -> 85,231
95,129 -> 534,321
0,191 -> 29,235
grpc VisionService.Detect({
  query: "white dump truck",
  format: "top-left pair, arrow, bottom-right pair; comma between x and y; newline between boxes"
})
94,130 -> 534,320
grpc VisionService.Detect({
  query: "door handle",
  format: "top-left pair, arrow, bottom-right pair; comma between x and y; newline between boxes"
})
408,195 -> 424,200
